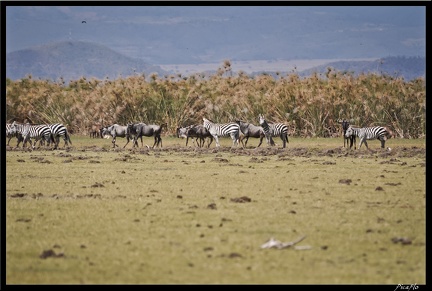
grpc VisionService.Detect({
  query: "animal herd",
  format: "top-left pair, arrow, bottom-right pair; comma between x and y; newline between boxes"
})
6,117 -> 392,151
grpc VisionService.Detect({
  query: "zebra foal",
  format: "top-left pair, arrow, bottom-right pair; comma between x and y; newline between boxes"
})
202,118 -> 240,148
345,125 -> 392,150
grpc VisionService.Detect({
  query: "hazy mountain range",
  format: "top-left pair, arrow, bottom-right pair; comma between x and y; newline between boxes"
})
6,6 -> 426,65
6,41 -> 425,82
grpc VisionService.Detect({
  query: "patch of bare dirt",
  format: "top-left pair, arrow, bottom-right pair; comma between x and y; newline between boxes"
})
6,144 -> 425,159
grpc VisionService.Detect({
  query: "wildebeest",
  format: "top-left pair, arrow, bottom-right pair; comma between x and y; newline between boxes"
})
177,124 -> 213,148
101,124 -> 132,148
89,124 -> 103,138
338,119 -> 356,149
235,120 -> 269,148
126,122 -> 167,148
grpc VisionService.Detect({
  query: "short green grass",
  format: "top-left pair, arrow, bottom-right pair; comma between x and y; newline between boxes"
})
6,135 -> 426,284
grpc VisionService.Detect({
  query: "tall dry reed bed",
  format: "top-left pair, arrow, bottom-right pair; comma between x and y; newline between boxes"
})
6,69 -> 425,139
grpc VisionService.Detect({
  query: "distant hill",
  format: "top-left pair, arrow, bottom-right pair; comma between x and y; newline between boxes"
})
297,56 -> 425,81
6,41 -> 169,82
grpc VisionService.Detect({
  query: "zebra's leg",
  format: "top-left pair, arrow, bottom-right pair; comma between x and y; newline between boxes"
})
380,137 -> 386,148
230,132 -> 239,147
363,139 -> 369,150
358,137 -> 365,149
280,134 -> 286,148
213,135 -> 220,147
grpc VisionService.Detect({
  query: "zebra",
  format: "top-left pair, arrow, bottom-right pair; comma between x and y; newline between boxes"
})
338,119 -> 356,149
345,125 -> 392,150
202,118 -> 240,148
47,123 -> 72,149
6,123 -> 24,147
258,114 -> 289,148
8,121 -> 54,149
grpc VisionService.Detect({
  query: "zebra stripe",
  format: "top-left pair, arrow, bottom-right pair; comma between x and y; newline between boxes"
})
8,122 -> 52,149
345,126 -> 390,149
47,123 -> 72,149
202,118 -> 240,147
6,123 -> 24,146
258,114 -> 289,148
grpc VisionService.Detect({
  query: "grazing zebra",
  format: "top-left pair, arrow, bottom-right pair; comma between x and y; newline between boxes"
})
258,114 -> 289,148
8,122 -> 53,149
6,123 -> 24,147
338,119 -> 356,149
345,125 -> 392,150
47,123 -> 72,149
235,120 -> 267,148
202,118 -> 240,147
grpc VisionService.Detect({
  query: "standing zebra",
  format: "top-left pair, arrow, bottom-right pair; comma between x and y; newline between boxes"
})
202,118 -> 240,148
345,125 -> 392,150
258,114 -> 289,148
8,121 -> 54,149
47,123 -> 72,149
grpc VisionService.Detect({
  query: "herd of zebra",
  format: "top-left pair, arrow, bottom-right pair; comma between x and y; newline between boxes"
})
6,121 -> 72,150
5,116 -> 392,151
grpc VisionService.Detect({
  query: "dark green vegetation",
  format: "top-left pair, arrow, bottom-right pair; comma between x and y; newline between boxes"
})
6,136 -> 426,284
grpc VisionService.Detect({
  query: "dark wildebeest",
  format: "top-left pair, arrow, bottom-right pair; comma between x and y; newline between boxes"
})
235,120 -> 269,148
101,124 -> 132,148
126,122 -> 167,148
177,124 -> 213,148
338,119 -> 356,149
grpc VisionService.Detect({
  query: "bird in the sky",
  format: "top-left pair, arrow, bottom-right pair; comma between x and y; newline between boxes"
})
82,21 -> 86,24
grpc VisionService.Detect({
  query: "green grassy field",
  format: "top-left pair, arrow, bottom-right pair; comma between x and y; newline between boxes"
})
6,135 -> 426,284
